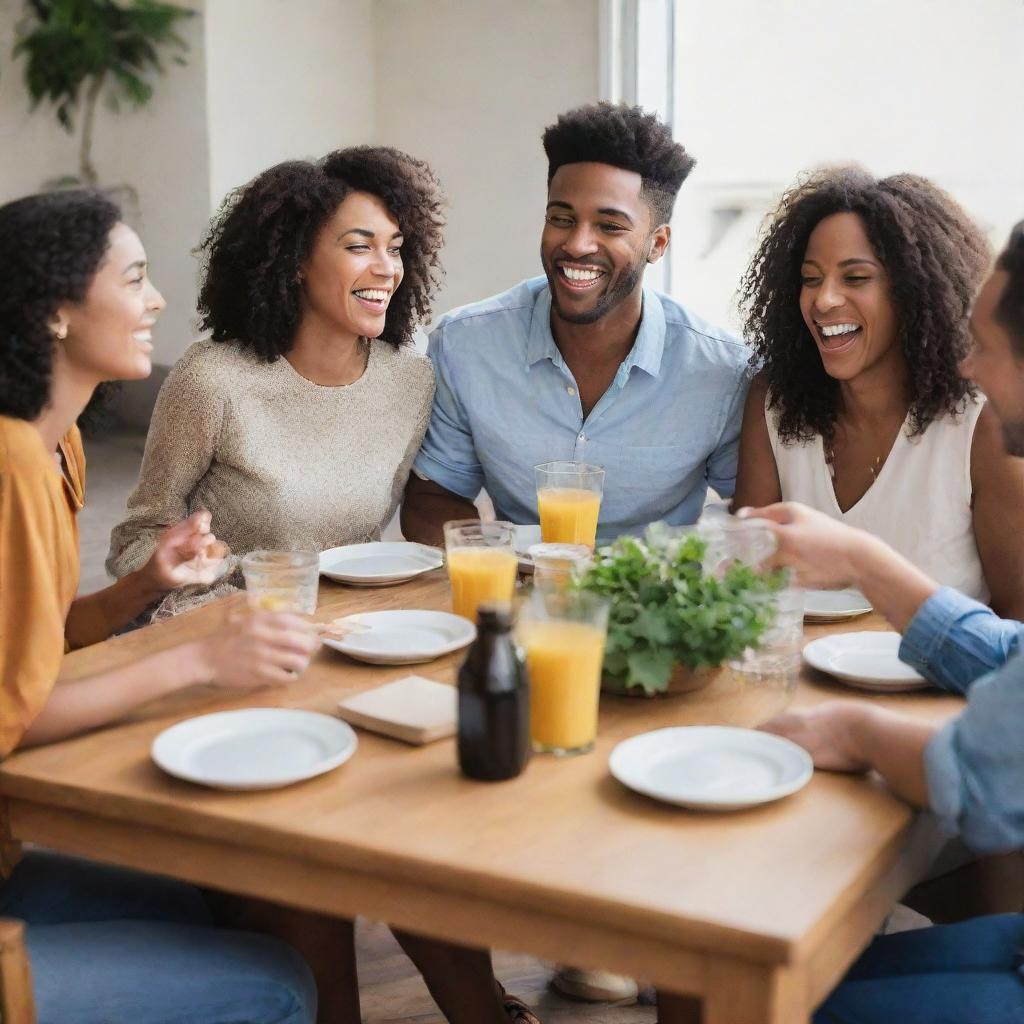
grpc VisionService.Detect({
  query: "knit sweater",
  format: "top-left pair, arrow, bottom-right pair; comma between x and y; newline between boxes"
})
108,338 -> 435,578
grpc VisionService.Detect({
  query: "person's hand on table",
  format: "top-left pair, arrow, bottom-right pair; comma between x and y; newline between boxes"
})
141,509 -> 230,591
737,502 -> 866,589
760,702 -> 872,772
190,607 -> 320,689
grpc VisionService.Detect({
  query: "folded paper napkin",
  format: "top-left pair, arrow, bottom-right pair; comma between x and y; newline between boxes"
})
337,676 -> 457,745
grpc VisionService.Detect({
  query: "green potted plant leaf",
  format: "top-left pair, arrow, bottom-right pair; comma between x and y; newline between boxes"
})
13,0 -> 195,188
577,524 -> 785,696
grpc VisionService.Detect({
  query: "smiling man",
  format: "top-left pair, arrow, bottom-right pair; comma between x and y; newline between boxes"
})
401,103 -> 750,546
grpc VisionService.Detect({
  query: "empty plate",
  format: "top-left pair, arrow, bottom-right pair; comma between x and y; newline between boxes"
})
802,631 -> 928,691
321,610 -> 476,665
152,708 -> 358,790
804,588 -> 873,622
609,726 -> 813,810
319,542 -> 443,586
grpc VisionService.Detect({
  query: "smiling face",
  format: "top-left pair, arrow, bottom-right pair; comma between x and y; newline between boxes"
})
541,162 -> 668,326
798,212 -> 900,382
962,270 -> 1024,454
54,222 -> 165,383
302,190 -> 404,340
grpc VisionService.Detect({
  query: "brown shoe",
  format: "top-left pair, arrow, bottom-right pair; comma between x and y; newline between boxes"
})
497,982 -> 542,1023
550,966 -> 639,1003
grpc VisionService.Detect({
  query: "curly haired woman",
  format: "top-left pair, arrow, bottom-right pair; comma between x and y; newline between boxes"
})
108,146 -> 444,590
733,167 -> 1024,616
0,188 -> 327,1024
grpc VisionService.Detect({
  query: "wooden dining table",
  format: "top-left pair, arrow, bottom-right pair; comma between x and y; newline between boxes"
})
0,570 -> 964,1023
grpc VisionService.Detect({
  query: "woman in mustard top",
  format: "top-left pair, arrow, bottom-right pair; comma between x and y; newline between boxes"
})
0,190 -> 326,1024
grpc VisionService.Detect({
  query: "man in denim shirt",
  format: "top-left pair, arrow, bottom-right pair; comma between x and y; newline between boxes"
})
402,103 -> 749,546
701,226 -> 1024,1024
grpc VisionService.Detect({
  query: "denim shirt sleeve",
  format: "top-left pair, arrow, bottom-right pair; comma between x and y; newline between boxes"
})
412,324 -> 485,500
898,586 -> 1024,694
925,654 -> 1024,853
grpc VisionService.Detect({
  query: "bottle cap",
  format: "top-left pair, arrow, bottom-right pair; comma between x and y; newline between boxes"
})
476,603 -> 513,630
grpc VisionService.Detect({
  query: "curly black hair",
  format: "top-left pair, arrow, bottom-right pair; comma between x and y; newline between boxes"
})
0,189 -> 121,421
542,102 -> 695,226
739,166 -> 990,445
196,146 -> 446,360
996,220 -> 1024,355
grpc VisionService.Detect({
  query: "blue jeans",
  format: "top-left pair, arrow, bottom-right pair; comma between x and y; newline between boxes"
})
0,851 -> 317,1024
815,914 -> 1024,1023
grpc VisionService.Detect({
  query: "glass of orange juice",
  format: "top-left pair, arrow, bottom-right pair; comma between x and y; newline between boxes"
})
516,588 -> 609,756
444,520 -> 518,623
240,550 -> 319,613
535,461 -> 605,549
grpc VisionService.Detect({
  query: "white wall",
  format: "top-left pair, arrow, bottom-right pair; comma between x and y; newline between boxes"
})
204,0 -> 375,210
670,0 -> 1024,332
374,0 -> 601,317
0,0 -> 211,372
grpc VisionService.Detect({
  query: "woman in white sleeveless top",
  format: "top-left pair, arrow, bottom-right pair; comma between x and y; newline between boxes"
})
734,167 -> 1024,616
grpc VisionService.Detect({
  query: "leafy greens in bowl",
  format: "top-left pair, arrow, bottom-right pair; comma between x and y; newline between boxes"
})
577,525 -> 785,695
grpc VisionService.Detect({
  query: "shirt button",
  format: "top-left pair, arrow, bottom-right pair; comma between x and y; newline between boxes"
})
578,433 -> 586,442
567,386 -> 576,396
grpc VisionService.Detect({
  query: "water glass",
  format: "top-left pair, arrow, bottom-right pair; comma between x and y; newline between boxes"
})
516,587 -> 609,756
728,586 -> 804,724
240,550 -> 319,614
444,519 -> 518,622
526,542 -> 591,591
534,461 -> 605,549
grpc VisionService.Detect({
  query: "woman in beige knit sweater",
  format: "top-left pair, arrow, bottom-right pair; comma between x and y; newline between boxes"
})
108,146 -> 444,584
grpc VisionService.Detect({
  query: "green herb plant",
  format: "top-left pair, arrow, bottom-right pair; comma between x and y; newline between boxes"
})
577,524 -> 785,695
13,0 -> 195,187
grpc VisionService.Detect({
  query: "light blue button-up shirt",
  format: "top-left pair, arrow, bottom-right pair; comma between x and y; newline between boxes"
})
900,587 -> 1024,852
413,277 -> 750,542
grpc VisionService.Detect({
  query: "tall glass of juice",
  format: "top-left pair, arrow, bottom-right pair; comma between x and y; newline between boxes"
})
517,588 -> 609,756
534,461 -> 605,549
444,520 -> 518,623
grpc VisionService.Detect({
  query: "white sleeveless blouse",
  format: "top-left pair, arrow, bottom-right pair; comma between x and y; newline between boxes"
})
766,394 -> 988,602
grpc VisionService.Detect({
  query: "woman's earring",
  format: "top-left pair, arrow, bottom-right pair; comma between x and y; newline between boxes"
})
55,325 -> 68,340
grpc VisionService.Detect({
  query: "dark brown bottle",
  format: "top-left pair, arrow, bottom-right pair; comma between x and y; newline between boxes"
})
457,604 -> 531,781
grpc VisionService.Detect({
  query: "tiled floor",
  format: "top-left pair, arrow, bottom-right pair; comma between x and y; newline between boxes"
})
77,429 -> 658,1024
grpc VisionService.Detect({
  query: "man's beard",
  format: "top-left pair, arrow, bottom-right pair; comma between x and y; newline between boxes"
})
1002,420 -> 1024,456
546,255 -> 646,325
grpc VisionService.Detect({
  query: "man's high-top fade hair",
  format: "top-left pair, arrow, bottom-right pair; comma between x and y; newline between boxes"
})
996,220 -> 1024,357
541,102 -> 695,227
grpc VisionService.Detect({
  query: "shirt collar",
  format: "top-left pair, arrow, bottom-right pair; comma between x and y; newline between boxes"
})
525,283 -> 666,379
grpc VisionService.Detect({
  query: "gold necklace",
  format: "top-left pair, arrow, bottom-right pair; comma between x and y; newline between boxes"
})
825,443 -> 883,482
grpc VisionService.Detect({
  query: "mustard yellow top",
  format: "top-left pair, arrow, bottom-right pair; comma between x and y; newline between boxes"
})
0,414 -> 85,759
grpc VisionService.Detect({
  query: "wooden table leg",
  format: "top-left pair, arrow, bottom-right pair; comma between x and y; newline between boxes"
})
703,961 -> 807,1024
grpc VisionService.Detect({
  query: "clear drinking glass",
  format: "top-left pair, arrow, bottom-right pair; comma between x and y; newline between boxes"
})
443,520 -> 518,623
727,586 -> 804,724
240,550 -> 319,614
526,542 -> 592,591
516,587 -> 610,756
534,461 -> 605,549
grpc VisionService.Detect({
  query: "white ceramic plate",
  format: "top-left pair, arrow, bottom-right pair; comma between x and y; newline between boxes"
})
319,542 -> 443,586
152,708 -> 357,790
322,610 -> 476,665
803,588 -> 873,622
609,726 -> 813,811
803,631 -> 928,691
